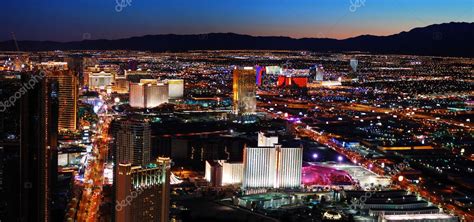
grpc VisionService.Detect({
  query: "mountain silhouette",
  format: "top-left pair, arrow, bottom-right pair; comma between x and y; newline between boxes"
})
1,22 -> 472,57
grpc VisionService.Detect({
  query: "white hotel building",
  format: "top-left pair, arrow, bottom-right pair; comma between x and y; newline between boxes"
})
243,133 -> 303,189
129,79 -> 169,108
205,160 -> 244,187
88,71 -> 114,90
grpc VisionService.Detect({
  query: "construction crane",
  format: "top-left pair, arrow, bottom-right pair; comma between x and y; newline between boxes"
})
11,32 -> 20,51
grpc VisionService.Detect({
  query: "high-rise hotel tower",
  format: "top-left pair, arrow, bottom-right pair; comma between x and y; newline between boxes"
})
115,158 -> 171,222
243,132 -> 303,189
232,67 -> 256,115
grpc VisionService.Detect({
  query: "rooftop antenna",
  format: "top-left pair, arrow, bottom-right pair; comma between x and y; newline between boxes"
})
11,32 -> 20,51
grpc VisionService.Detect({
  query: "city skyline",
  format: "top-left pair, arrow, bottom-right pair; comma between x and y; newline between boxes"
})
1,1 -> 473,222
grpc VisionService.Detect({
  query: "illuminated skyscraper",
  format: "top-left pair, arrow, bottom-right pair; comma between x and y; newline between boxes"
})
233,67 -> 256,115
45,69 -> 78,131
115,157 -> 171,222
129,80 -> 169,108
243,133 -> 302,189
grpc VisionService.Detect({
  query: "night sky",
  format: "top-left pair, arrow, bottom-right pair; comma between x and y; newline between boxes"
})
2,0 -> 473,41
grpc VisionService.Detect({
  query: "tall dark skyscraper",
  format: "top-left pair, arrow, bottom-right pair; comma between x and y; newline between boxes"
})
0,75 -> 24,221
65,55 -> 84,84
0,71 -> 58,222
111,118 -> 155,221
112,119 -> 151,166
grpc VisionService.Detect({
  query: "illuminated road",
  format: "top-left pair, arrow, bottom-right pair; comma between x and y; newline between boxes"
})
295,125 -> 474,221
76,115 -> 111,222
76,97 -> 113,222
400,180 -> 474,221
294,123 -> 474,221
258,93 -> 472,221
259,95 -> 472,131
341,103 -> 473,130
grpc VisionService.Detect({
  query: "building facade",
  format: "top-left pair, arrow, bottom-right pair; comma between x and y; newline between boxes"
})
243,133 -> 303,189
243,145 -> 303,189
129,80 -> 169,108
0,72 -> 59,221
167,79 -> 184,99
243,132 -> 303,188
205,160 -> 243,187
232,67 -> 256,115
37,63 -> 78,131
257,132 -> 278,147
115,157 -> 171,222
88,71 -> 114,90
83,64 -> 119,88
113,119 -> 151,166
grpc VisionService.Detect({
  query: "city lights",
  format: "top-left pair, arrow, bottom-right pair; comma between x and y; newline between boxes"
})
1,2 -> 472,221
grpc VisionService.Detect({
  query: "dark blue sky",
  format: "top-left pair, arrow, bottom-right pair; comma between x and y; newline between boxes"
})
2,0 -> 473,41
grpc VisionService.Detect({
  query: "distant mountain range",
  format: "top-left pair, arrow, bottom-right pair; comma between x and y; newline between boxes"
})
1,22 -> 473,57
